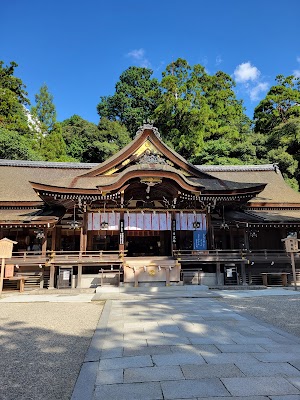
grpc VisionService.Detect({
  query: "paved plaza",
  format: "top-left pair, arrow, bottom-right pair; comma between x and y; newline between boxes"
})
2,288 -> 300,399
71,290 -> 300,400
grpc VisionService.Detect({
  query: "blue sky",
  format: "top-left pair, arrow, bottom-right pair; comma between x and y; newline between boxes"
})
1,0 -> 300,125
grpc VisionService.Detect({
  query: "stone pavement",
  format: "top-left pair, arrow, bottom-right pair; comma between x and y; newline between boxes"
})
71,290 -> 300,400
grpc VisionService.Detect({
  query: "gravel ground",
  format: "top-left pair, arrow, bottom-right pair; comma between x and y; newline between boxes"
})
0,302 -> 104,400
218,295 -> 300,337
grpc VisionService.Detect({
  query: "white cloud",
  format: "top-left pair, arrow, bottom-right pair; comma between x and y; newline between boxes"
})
126,48 -> 151,68
249,82 -> 269,101
293,57 -> 300,77
293,69 -> 300,78
127,48 -> 145,60
215,55 -> 223,66
233,62 -> 261,83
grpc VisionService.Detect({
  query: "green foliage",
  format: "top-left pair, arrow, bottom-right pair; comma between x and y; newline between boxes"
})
82,118 -> 131,162
0,128 -> 40,160
155,58 -> 251,161
61,115 -> 131,163
0,61 -> 31,135
254,75 -> 300,134
61,114 -> 100,161
97,66 -> 160,136
40,123 -> 71,161
31,84 -> 56,133
0,61 -> 29,105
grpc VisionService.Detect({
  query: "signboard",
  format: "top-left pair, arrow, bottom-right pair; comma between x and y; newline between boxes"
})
193,230 -> 207,250
63,270 -> 70,281
4,264 -> 14,278
172,219 -> 176,244
0,238 -> 18,259
119,220 -> 124,245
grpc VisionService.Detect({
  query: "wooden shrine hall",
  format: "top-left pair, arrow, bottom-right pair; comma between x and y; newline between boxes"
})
1,124 -> 300,290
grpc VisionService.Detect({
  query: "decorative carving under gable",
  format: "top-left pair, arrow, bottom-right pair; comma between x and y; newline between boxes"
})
135,123 -> 161,138
137,151 -> 167,165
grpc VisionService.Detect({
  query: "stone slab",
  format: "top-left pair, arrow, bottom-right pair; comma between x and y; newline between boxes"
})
216,344 -> 267,353
124,365 -> 184,383
235,360 -> 300,377
221,376 -> 300,396
93,382 -> 163,400
161,378 -> 230,399
99,355 -> 153,370
71,361 -> 98,400
181,363 -> 244,379
152,352 -> 205,366
95,369 -> 123,385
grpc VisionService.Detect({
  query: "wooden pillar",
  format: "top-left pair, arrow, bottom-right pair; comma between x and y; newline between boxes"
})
229,228 -> 234,249
165,267 -> 170,286
42,228 -> 48,256
56,226 -> 62,251
216,261 -> 222,285
243,227 -> 249,250
206,210 -> 212,250
77,264 -> 82,288
49,264 -> 55,289
211,225 -> 215,249
87,231 -> 93,251
248,263 -> 252,285
240,262 -> 247,285
134,268 -> 139,287
51,227 -> 57,251
80,212 -> 88,253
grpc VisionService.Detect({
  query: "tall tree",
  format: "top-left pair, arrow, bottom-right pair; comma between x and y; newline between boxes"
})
40,122 -> 69,161
254,75 -> 300,134
0,61 -> 29,105
155,58 -> 250,161
61,114 -> 100,161
31,84 -> 57,134
97,66 -> 160,136
0,128 -> 40,160
0,61 -> 31,135
82,118 -> 131,163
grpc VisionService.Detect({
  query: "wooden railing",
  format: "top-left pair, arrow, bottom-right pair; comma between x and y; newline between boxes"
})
173,249 -> 297,263
6,249 -> 299,266
9,250 -> 127,266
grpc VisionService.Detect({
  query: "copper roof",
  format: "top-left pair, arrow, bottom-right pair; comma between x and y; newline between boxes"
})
196,164 -> 300,206
0,162 -> 89,203
0,207 -> 64,227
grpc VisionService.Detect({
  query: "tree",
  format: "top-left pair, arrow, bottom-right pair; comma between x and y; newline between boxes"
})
254,75 -> 300,134
97,67 -> 160,136
0,61 -> 31,135
61,114 -> 100,161
0,128 -> 40,160
40,123 -> 70,161
154,58 -> 251,161
31,84 -> 57,134
82,118 -> 131,162
0,61 -> 29,105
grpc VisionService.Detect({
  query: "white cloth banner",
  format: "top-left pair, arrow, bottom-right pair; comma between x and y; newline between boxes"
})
88,213 -> 120,230
88,213 -> 93,231
88,212 -> 205,231
176,213 -> 206,230
123,212 -> 171,231
92,213 -> 100,230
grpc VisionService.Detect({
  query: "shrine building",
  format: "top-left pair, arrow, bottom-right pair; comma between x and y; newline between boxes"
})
1,124 -> 300,290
